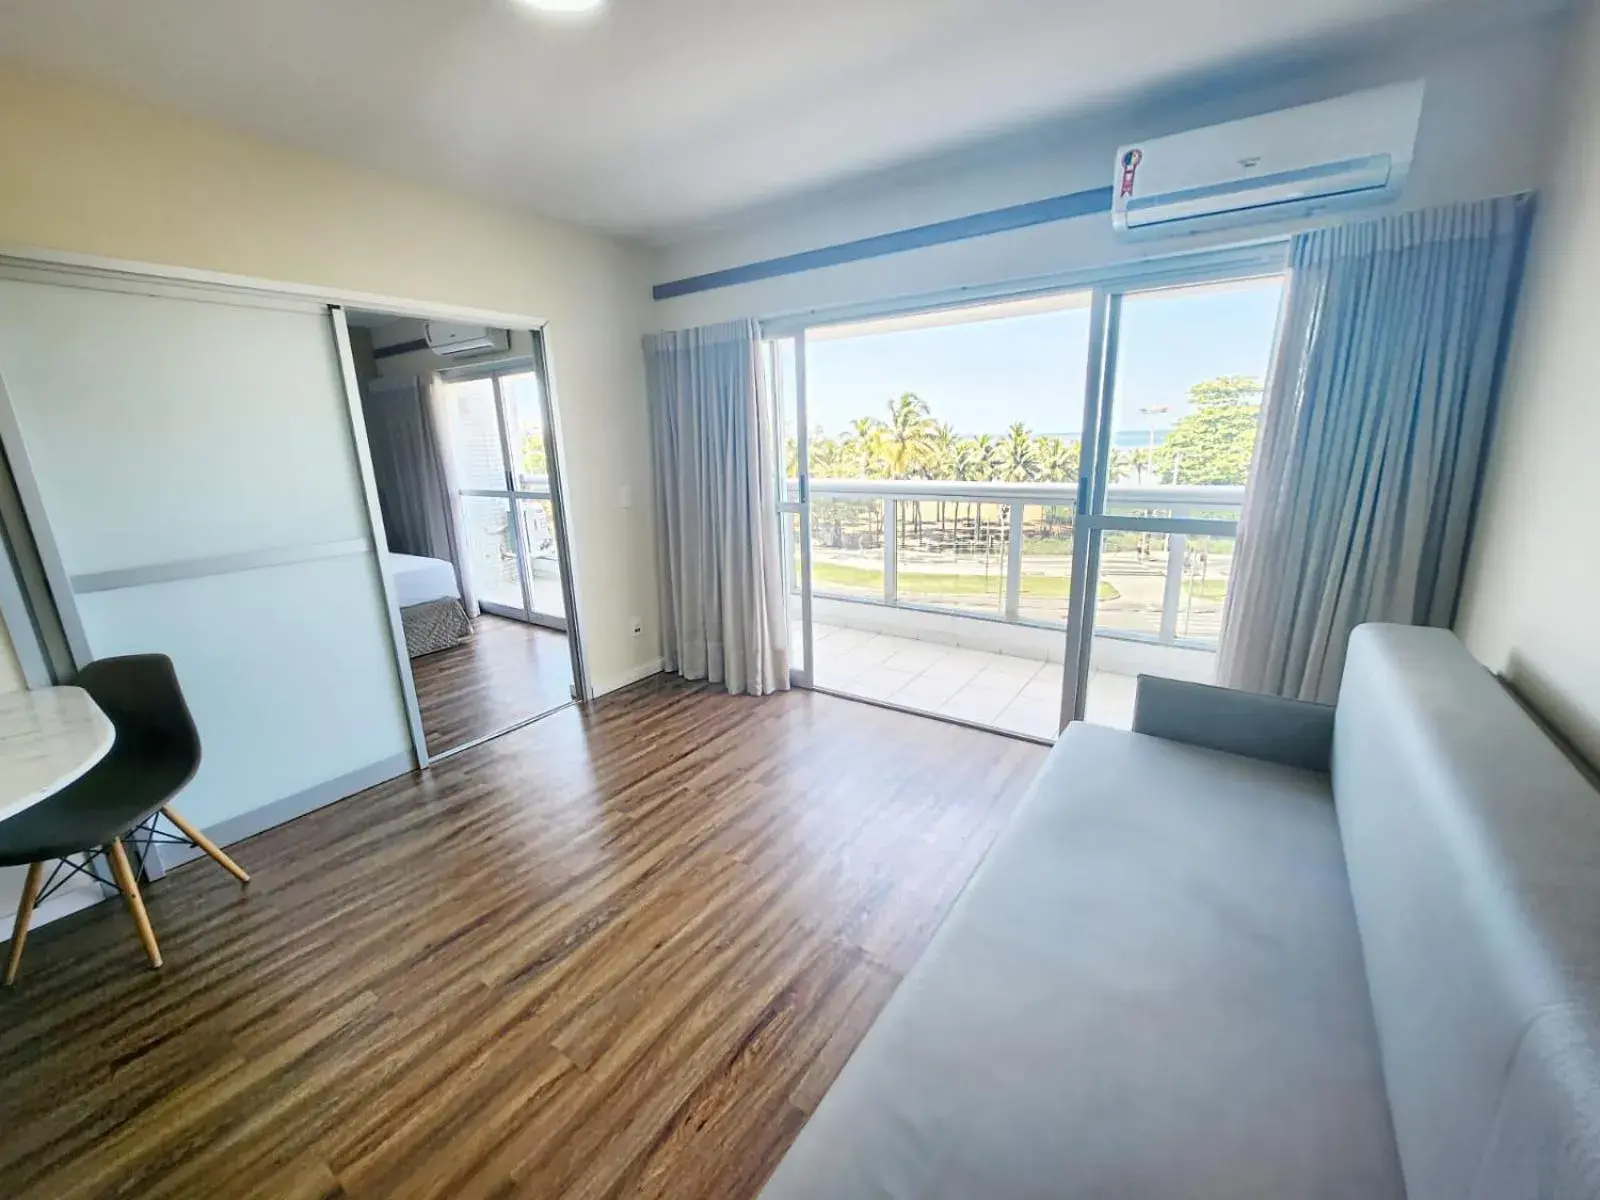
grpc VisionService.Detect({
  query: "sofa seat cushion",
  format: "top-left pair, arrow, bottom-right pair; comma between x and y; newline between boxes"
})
760,723 -> 1403,1200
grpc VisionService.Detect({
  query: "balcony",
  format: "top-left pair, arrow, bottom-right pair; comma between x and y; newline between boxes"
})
790,480 -> 1241,738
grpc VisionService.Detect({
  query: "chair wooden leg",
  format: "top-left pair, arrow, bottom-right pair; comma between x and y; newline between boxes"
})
105,839 -> 162,970
4,862 -> 44,986
160,806 -> 250,885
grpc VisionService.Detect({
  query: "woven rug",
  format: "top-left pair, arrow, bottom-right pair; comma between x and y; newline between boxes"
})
401,598 -> 473,658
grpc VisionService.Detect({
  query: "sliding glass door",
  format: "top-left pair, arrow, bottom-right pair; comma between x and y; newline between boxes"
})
772,250 -> 1288,740
440,367 -> 567,631
1066,274 -> 1286,726
789,295 -> 1093,738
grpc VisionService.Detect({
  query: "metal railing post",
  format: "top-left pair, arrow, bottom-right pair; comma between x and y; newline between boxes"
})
1159,504 -> 1188,642
883,497 -> 898,604
1005,503 -> 1024,620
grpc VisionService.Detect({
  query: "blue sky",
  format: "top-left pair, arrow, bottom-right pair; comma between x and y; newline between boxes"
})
802,278 -> 1284,440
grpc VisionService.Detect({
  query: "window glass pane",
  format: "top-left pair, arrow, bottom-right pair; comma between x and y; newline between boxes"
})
788,511 -> 803,599
1078,274 -> 1284,730
895,499 -> 1006,614
784,509 -> 804,670
444,378 -> 508,491
1082,529 -> 1232,731
460,496 -> 522,610
1017,504 -> 1077,625
1175,533 -> 1234,642
1102,276 -> 1284,523
501,371 -> 550,493
804,293 -> 1091,490
800,292 -> 1091,740
810,497 -> 884,600
518,497 -> 565,619
1095,528 -> 1172,638
765,337 -> 800,500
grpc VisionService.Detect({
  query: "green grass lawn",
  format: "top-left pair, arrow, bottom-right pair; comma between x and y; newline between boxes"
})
1181,578 -> 1229,602
814,561 -> 1117,601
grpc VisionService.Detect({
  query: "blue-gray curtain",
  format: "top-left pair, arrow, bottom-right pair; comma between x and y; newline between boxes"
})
1219,194 -> 1534,702
645,320 -> 791,697
360,376 -> 478,616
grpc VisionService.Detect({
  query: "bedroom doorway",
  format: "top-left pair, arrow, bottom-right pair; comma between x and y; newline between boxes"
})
343,310 -> 582,761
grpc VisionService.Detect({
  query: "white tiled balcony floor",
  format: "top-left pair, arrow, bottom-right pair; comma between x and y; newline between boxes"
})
799,622 -> 1139,740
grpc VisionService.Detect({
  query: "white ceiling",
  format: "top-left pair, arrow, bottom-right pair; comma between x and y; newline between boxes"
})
0,0 -> 1563,244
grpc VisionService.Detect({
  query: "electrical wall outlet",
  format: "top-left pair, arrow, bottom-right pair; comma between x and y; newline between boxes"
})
631,617 -> 643,637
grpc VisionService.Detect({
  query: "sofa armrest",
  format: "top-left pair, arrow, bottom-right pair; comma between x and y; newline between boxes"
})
1132,676 -> 1335,773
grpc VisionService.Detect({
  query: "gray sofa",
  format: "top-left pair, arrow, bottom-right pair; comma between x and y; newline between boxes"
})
760,624 -> 1600,1199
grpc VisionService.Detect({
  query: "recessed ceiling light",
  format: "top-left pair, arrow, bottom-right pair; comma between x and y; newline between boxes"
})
516,0 -> 605,14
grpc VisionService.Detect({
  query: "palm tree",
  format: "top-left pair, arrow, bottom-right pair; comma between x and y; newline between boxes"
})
1032,435 -> 1080,540
1001,422 -> 1041,483
925,423 -> 960,540
1108,448 -> 1143,484
1035,435 -> 1079,483
952,434 -> 1003,545
925,422 -> 958,478
953,438 -> 985,484
844,417 -> 885,478
810,436 -> 847,478
883,394 -> 936,479
880,394 -> 936,542
966,434 -> 1003,481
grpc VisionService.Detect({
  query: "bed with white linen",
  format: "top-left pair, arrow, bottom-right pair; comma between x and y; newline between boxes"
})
383,553 -> 471,657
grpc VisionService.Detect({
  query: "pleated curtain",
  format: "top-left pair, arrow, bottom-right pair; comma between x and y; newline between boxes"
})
361,374 -> 479,616
1219,194 -> 1535,702
645,320 -> 791,696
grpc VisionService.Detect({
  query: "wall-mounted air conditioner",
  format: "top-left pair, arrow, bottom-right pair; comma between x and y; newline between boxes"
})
1112,81 -> 1425,238
423,322 -> 510,357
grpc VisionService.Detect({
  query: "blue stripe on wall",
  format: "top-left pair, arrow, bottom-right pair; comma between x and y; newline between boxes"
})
651,186 -> 1116,301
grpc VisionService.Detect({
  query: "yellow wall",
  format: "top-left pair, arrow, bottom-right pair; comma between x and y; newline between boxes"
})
1457,0 -> 1600,762
0,64 -> 660,694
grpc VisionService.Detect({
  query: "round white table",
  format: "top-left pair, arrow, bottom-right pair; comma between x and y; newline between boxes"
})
0,687 -> 115,825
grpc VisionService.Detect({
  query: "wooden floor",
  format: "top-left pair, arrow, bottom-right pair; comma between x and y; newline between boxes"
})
411,614 -> 574,755
0,678 -> 1045,1200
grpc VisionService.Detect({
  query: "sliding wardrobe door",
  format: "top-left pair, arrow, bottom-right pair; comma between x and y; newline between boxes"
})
0,276 -> 414,832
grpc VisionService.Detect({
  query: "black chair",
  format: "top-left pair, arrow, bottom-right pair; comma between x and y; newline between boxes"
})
1,654 -> 250,984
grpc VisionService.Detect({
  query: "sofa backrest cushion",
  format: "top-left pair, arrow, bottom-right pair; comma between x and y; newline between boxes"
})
1333,624 -> 1600,1200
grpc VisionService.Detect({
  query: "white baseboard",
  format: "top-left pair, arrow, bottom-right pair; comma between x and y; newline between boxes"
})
156,752 -> 415,869
597,658 -> 665,697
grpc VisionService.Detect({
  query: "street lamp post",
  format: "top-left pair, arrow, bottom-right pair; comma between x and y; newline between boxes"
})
1138,405 -> 1171,482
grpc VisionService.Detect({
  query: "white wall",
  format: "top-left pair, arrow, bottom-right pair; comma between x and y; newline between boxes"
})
650,16 -> 1566,330
1457,0 -> 1600,764
0,63 -> 661,697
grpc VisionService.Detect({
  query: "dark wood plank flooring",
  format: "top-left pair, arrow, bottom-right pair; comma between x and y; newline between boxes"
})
412,614 -> 574,754
0,678 -> 1046,1200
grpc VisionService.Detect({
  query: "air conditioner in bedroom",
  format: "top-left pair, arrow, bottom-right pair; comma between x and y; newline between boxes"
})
423,322 -> 510,357
1112,80 -> 1425,238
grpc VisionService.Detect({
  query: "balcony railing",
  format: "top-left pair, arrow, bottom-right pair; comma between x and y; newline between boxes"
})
793,480 -> 1243,648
